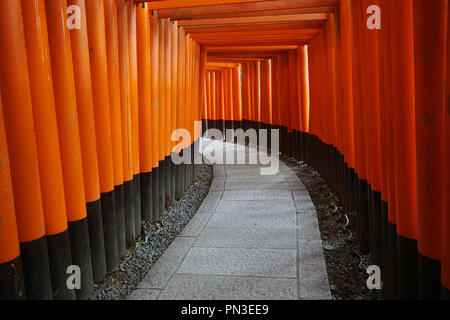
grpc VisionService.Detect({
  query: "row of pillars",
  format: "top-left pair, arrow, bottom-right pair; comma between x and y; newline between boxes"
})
202,0 -> 450,300
307,0 -> 449,299
0,0 -> 204,300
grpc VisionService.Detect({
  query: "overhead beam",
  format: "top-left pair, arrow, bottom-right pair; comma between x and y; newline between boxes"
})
136,0 -> 269,10
158,0 -> 339,19
206,62 -> 239,68
184,22 -> 324,33
173,6 -> 335,20
204,40 -> 309,46
177,13 -> 328,27
207,45 -> 299,51
189,29 -> 321,40
208,52 -> 288,59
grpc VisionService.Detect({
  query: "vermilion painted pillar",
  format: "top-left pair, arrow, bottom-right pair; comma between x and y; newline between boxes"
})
117,0 -> 135,249
351,0 -> 370,253
0,93 -> 24,300
442,3 -> 450,299
233,66 -> 243,126
298,46 -> 309,133
163,18 -> 172,207
137,4 -> 153,222
0,0 -> 52,299
128,0 -> 141,238
150,10 -> 160,218
361,0 -> 383,268
104,0 -> 126,259
85,0 -> 119,272
175,26 -> 185,198
378,0 -> 396,299
325,14 -> 337,149
390,0 -> 419,299
339,0 -> 355,177
413,0 -> 447,299
46,0 -> 94,298
25,0 -> 73,300
171,21 -> 179,200
68,0 -> 107,284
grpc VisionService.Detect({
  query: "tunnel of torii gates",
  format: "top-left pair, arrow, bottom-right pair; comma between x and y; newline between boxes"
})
0,0 -> 448,301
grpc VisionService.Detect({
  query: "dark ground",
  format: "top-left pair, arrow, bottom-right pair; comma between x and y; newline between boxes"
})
281,155 -> 383,300
90,164 -> 213,300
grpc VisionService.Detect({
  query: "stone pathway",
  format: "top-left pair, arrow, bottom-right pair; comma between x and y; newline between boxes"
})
127,140 -> 331,300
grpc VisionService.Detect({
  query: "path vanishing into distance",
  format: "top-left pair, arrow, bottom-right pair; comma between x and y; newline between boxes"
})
128,139 -> 331,300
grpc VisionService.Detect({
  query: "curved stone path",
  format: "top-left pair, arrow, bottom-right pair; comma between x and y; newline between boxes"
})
128,139 -> 331,300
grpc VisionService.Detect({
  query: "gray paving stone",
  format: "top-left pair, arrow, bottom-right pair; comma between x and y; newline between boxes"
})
215,199 -> 296,214
178,247 -> 297,278
294,199 -> 317,214
127,289 -> 161,300
158,274 -> 297,300
207,210 -> 296,228
194,227 -> 297,249
224,181 -> 291,190
138,236 -> 195,289
197,191 -> 223,212
180,212 -> 213,237
298,240 -> 331,299
298,214 -> 322,240
128,139 -> 330,300
225,175 -> 285,182
221,190 -> 293,201
210,178 -> 225,191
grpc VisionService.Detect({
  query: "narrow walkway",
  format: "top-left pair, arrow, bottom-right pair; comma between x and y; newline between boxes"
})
128,140 -> 331,300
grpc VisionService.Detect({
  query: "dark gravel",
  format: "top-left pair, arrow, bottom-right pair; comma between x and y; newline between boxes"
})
90,163 -> 213,300
281,155 -> 383,300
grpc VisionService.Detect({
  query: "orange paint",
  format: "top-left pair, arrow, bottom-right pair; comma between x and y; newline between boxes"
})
68,0 -> 102,203
413,0 -> 447,260
45,0 -> 87,222
159,18 -> 166,158
0,93 -> 20,263
23,0 -> 68,234
136,4 -> 152,173
128,1 -> 140,176
165,19 -> 172,156
104,0 -> 124,187
0,0 -> 46,242
150,11 -> 160,167
117,0 -> 133,183
390,0 -> 417,239
85,0 -> 115,194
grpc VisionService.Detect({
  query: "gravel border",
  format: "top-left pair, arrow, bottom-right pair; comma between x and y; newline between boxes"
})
90,164 -> 213,300
281,155 -> 383,300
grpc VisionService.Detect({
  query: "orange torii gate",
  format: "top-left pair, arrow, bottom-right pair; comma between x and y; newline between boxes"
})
0,0 -> 448,301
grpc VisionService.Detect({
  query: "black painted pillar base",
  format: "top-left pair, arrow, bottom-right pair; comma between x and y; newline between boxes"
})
170,153 -> 176,206
20,236 -> 53,299
86,199 -> 106,283
158,160 -> 165,220
133,174 -> 142,239
357,179 -> 370,254
68,218 -> 94,300
151,168 -> 159,222
123,179 -> 136,248
0,255 -> 25,299
140,171 -> 152,222
441,285 -> 450,299
100,190 -> 119,272
164,155 -> 171,211
114,184 -> 126,258
47,230 -> 75,300
418,254 -> 441,299
397,235 -> 418,299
